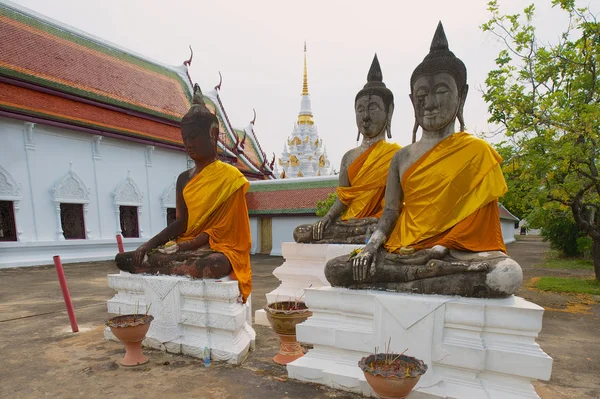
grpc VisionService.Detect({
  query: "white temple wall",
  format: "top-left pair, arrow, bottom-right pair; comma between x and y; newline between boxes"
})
249,218 -> 259,254
270,216 -> 319,256
501,219 -> 517,245
2,118 -> 31,241
0,117 -> 187,268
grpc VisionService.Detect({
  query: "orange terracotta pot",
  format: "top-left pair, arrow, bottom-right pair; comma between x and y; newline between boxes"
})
363,373 -> 421,399
358,354 -> 428,399
107,314 -> 154,367
264,301 -> 312,365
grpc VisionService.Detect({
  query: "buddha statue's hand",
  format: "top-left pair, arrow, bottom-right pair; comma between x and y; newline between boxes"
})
352,243 -> 377,282
313,215 -> 333,241
133,243 -> 150,266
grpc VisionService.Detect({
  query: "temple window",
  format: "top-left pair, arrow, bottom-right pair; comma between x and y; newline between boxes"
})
119,206 -> 139,238
166,208 -> 176,225
60,203 -> 86,239
161,180 -> 176,228
0,201 -> 17,241
52,164 -> 91,241
114,173 -> 144,238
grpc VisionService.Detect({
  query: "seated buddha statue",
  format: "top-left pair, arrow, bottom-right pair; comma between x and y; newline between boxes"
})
324,22 -> 522,298
115,84 -> 252,303
294,55 -> 401,244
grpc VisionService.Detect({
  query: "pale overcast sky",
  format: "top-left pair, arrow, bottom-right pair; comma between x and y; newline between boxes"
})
10,0 -> 577,169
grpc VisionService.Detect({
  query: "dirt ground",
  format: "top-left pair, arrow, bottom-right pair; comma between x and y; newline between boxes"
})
0,238 -> 598,399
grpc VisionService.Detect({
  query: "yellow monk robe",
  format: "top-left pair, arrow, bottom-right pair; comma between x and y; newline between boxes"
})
337,141 -> 401,220
176,161 -> 252,302
385,132 -> 508,254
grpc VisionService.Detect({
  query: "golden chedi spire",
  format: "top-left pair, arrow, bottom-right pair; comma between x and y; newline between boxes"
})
302,41 -> 309,96
297,41 -> 314,125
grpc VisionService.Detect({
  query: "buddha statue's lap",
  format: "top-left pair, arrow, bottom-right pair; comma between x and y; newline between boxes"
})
294,55 -> 400,244
324,22 -> 522,298
114,84 -> 253,303
116,247 -> 232,279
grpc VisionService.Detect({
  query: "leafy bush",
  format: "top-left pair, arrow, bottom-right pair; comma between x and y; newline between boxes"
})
531,208 -> 584,257
316,192 -> 337,217
577,236 -> 593,260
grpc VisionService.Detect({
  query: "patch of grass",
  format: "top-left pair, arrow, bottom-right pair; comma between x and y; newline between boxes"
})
534,277 -> 600,295
538,258 -> 594,270
534,250 -> 594,270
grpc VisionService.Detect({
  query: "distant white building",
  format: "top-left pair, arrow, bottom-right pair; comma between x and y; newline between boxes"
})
277,44 -> 331,179
499,204 -> 521,244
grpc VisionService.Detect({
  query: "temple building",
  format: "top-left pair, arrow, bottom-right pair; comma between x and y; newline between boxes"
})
0,2 -> 274,267
277,45 -> 331,178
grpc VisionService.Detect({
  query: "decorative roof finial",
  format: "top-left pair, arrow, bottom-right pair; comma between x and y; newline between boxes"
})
183,45 -> 193,67
215,71 -> 223,91
251,108 -> 257,125
302,42 -> 309,96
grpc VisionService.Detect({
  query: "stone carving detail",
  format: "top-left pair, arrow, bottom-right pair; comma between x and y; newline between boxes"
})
161,179 -> 176,209
0,165 -> 21,199
23,122 -> 35,151
145,145 -> 155,167
114,172 -> 143,205
52,162 -> 90,202
92,135 -> 103,160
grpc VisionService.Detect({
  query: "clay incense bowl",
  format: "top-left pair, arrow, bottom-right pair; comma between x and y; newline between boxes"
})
358,353 -> 428,399
264,301 -> 312,335
106,314 -> 154,367
264,301 -> 312,365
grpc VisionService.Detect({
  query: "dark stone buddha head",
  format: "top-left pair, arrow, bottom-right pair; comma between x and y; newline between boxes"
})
181,84 -> 220,162
355,54 -> 394,140
410,22 -> 469,137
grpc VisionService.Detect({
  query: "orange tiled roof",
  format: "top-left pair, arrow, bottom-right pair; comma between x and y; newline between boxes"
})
0,82 -> 183,144
0,4 -> 191,121
247,178 -> 338,215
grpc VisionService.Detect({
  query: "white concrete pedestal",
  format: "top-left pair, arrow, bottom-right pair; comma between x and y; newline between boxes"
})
288,287 -> 552,399
255,242 -> 362,326
105,272 -> 255,365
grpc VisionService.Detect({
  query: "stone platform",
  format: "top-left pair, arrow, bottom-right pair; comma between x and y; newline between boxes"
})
105,272 -> 255,365
254,243 -> 361,326
287,287 -> 553,399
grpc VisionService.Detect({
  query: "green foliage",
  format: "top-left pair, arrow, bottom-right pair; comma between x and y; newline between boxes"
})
533,207 -> 583,256
533,277 -> 600,295
481,0 -> 600,275
535,250 -> 594,269
577,236 -> 593,258
316,192 -> 337,217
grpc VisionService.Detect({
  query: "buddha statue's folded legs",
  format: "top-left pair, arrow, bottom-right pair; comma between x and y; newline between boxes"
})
325,249 -> 522,298
293,217 -> 379,244
115,248 -> 232,279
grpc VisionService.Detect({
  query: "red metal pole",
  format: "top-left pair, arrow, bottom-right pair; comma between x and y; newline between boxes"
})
53,255 -> 79,333
116,234 -> 124,253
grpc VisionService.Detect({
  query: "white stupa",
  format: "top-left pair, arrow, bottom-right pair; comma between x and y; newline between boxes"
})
278,43 -> 331,178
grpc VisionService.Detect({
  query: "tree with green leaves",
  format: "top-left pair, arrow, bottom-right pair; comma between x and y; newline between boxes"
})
481,0 -> 600,278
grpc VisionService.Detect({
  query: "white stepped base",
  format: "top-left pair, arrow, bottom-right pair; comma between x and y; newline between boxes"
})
255,242 -> 362,326
288,287 -> 552,399
105,272 -> 255,365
